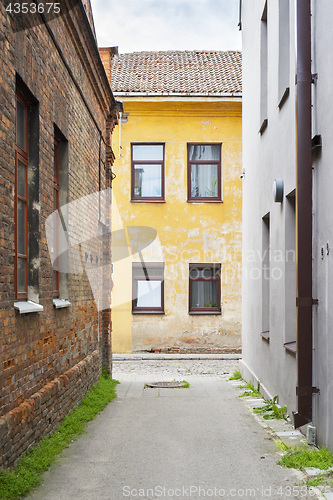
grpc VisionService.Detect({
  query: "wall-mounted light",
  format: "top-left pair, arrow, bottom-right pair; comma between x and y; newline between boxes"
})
273,178 -> 284,202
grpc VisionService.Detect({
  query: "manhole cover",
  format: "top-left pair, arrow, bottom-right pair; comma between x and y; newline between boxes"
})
145,381 -> 187,388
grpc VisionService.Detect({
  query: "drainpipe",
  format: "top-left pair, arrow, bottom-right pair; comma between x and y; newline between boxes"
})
293,0 -> 314,429
238,0 -> 242,30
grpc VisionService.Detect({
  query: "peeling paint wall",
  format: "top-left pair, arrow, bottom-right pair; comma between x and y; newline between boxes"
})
112,97 -> 242,352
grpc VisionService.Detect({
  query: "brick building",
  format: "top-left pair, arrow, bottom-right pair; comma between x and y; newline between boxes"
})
0,0 -> 119,467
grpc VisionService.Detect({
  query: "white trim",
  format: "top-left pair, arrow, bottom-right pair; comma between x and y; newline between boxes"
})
239,359 -> 274,402
53,299 -> 71,309
14,301 -> 44,314
113,92 -> 242,98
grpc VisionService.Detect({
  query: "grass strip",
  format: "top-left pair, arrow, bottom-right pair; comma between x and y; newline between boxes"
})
0,368 -> 119,500
278,446 -> 333,488
306,471 -> 333,488
278,446 -> 333,470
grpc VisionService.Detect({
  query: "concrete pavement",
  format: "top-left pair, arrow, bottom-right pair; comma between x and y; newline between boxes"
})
27,359 -> 325,500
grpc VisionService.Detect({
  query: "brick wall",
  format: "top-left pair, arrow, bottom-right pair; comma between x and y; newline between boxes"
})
0,351 -> 100,469
99,47 -> 119,86
0,0 -> 117,467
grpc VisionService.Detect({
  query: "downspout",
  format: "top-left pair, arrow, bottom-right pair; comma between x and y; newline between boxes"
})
238,0 -> 242,30
293,0 -> 315,428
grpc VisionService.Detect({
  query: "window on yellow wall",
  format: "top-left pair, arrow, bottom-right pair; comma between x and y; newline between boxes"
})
189,264 -> 221,314
187,144 -> 222,201
131,143 -> 165,201
132,263 -> 165,313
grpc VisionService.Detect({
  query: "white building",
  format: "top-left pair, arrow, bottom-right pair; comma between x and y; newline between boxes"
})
241,0 -> 333,448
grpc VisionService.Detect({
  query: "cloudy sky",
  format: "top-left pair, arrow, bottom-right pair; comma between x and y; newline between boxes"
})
90,0 -> 241,54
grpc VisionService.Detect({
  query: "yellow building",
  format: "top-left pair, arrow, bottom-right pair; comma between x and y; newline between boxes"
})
108,50 -> 242,353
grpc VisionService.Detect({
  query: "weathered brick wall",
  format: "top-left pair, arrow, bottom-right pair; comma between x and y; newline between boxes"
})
0,351 -> 100,469
0,1 -> 116,467
100,47 -> 119,86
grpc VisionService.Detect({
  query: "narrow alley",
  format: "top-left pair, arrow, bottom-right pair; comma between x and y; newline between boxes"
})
26,357 -> 320,500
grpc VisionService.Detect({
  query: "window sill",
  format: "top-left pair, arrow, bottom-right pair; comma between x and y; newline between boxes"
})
187,200 -> 223,204
278,87 -> 290,109
259,118 -> 268,135
132,310 -> 165,314
53,299 -> 71,309
131,199 -> 166,203
284,341 -> 296,355
189,311 -> 221,315
260,331 -> 270,341
14,300 -> 44,314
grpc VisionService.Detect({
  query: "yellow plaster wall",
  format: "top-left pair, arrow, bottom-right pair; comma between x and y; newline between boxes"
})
111,97 -> 242,353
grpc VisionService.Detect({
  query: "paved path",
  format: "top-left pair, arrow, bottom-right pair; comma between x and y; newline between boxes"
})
28,359 -> 321,500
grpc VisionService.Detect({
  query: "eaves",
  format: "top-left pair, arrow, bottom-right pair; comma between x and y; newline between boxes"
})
113,92 -> 242,99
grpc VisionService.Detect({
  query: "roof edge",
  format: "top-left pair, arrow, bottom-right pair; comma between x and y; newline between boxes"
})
113,92 -> 242,98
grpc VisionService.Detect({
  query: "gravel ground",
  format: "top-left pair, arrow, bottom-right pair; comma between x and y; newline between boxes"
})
112,358 -> 240,379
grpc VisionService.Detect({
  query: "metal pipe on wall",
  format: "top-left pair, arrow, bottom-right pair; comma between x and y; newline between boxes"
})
293,0 -> 314,428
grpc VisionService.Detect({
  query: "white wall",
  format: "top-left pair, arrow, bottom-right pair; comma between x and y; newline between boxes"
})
312,0 -> 333,449
241,0 -> 298,413
242,0 -> 333,448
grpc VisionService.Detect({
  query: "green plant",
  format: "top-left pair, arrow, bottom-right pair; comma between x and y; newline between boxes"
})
204,175 -> 218,196
279,447 -> 333,489
173,379 -> 190,388
253,395 -> 288,420
229,369 -> 242,381
203,299 -> 217,308
238,381 -> 261,397
274,439 -> 289,452
0,370 -> 119,500
278,446 -> 333,471
306,471 -> 333,488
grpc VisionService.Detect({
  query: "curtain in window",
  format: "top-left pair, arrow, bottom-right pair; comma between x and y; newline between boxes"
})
189,145 -> 220,162
191,164 -> 218,197
136,280 -> 162,307
191,281 -> 217,308
189,145 -> 219,198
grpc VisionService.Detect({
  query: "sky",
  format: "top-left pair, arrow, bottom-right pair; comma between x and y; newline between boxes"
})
90,0 -> 241,54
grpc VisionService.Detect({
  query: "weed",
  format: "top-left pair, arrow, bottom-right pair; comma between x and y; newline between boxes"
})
278,446 -> 333,470
279,446 -> 333,489
274,439 -> 289,452
306,471 -> 333,488
253,396 -> 288,420
238,381 -> 261,398
229,369 -> 242,381
173,379 -> 190,388
0,370 -> 119,500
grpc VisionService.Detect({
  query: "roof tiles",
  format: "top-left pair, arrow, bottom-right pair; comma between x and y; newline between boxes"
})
111,50 -> 242,95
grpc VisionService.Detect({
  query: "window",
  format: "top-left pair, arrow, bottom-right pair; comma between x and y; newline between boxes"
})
131,144 -> 165,201
15,94 -> 28,299
53,139 -> 60,297
189,264 -> 221,314
51,126 -> 69,304
285,192 -> 296,349
14,77 -> 40,307
187,144 -> 222,201
260,1 -> 268,133
261,214 -> 270,338
132,263 -> 164,313
278,0 -> 290,107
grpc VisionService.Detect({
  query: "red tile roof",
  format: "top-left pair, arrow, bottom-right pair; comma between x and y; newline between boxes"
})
111,50 -> 242,95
